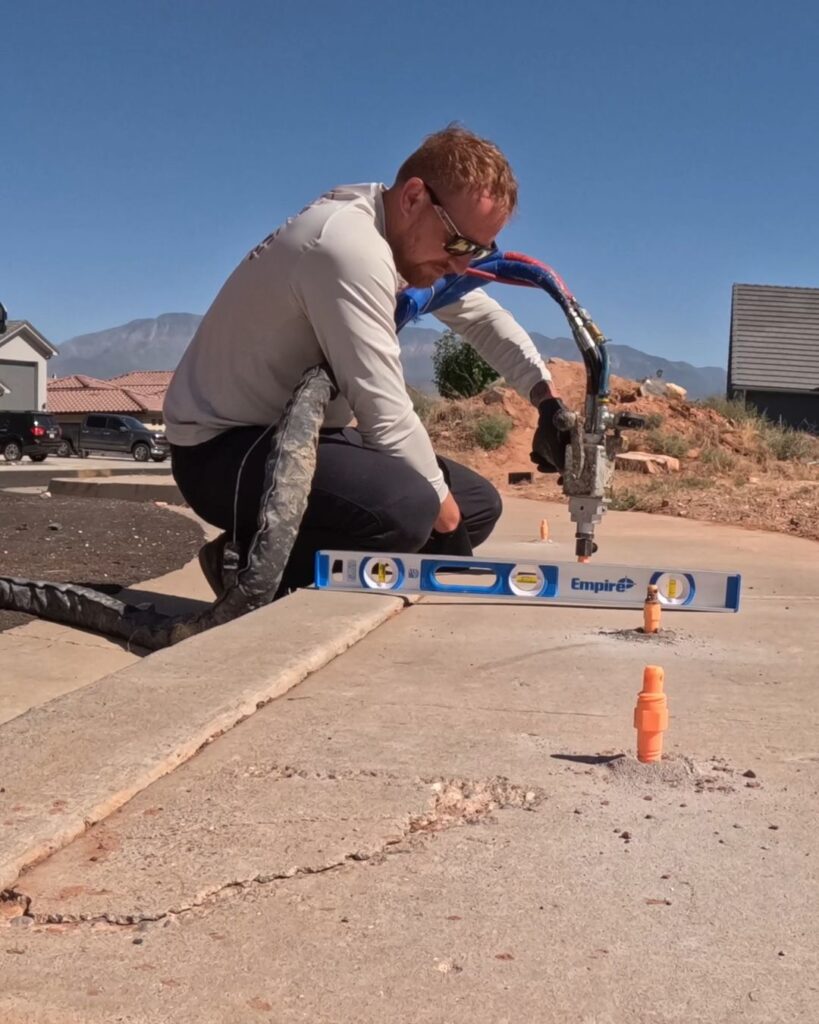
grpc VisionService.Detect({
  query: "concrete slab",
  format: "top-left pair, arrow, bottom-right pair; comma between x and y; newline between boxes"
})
0,621 -> 138,726
0,588 -> 407,892
2,498 -> 817,1022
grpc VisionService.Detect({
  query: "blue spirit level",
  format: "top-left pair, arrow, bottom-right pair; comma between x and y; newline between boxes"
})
315,551 -> 741,612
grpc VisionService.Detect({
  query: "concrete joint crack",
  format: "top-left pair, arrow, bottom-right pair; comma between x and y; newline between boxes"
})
7,774 -> 543,931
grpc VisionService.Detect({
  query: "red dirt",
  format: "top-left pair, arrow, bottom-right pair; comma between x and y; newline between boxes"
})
425,359 -> 819,544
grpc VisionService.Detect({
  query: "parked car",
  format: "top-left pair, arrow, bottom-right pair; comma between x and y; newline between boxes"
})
0,410 -> 62,462
56,415 -> 170,462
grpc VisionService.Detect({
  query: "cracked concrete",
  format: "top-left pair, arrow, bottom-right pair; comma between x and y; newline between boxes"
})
5,769 -> 542,925
0,585 -> 412,894
1,498 -> 818,1023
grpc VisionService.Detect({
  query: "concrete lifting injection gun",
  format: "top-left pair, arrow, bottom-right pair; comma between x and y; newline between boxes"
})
552,291 -> 646,561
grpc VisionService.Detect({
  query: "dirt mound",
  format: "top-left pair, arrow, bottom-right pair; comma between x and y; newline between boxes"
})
420,359 -> 819,543
0,493 -> 204,633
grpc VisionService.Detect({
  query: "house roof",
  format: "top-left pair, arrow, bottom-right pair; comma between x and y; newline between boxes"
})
730,284 -> 819,392
109,370 -> 174,387
47,373 -> 168,415
0,320 -> 59,358
48,374 -> 118,390
48,390 -> 144,414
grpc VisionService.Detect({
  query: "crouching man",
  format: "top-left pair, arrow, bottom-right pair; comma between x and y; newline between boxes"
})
164,126 -> 569,596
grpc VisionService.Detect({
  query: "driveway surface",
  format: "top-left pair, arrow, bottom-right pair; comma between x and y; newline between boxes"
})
2,499 -> 817,1024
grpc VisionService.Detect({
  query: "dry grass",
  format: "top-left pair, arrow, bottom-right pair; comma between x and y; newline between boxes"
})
410,389 -> 513,452
698,396 -> 764,424
643,429 -> 690,460
472,414 -> 513,450
699,446 -> 737,473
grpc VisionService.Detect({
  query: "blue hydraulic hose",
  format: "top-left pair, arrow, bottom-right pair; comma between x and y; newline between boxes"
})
395,252 -> 607,401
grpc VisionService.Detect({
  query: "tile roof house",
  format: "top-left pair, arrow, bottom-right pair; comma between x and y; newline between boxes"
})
108,370 -> 174,389
47,372 -> 171,425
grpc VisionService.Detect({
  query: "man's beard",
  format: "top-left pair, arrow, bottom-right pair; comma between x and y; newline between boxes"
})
398,259 -> 450,289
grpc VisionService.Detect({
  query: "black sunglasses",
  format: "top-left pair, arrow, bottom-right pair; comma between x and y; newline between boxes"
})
424,183 -> 498,262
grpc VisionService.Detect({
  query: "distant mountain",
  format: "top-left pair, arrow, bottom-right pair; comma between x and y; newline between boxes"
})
52,314 -> 726,399
51,313 -> 203,378
528,333 -> 727,399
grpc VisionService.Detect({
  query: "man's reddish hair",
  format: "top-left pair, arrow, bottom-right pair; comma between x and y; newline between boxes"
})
395,125 -> 518,215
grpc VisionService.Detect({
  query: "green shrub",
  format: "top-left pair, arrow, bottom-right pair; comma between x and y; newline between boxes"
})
643,412 -> 665,430
644,429 -> 690,460
472,414 -> 512,450
432,329 -> 499,399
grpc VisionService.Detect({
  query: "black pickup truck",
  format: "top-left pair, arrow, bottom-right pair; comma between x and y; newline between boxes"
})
57,414 -> 170,462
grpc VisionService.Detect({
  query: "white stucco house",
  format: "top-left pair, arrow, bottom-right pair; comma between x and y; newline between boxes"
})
0,320 -> 59,412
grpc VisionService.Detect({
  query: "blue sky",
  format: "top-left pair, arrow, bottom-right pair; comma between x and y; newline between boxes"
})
3,0 -> 817,367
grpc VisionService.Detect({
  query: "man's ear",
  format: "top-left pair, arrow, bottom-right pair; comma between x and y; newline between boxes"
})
399,177 -> 426,215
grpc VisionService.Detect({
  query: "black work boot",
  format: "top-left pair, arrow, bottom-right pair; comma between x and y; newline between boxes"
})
198,533 -> 231,597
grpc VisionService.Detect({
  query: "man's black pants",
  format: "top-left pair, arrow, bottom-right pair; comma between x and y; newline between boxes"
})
171,426 -> 502,593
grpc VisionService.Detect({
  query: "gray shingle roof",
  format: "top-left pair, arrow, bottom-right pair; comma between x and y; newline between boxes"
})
730,284 -> 819,392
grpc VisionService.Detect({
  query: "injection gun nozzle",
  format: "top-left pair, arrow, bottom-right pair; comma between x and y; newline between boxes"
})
575,537 -> 598,559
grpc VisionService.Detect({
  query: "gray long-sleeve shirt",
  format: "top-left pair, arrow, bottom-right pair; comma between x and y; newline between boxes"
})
163,183 -> 550,500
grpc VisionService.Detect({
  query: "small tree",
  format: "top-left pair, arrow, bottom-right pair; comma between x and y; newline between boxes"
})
432,329 -> 499,399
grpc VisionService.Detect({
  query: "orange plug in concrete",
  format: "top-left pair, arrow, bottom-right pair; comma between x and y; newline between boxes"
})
634,665 -> 669,764
643,584 -> 661,634
539,518 -> 549,541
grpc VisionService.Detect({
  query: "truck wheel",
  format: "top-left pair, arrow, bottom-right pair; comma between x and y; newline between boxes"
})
56,441 -> 71,457
29,454 -> 48,462
132,442 -> 151,462
2,440 -> 23,462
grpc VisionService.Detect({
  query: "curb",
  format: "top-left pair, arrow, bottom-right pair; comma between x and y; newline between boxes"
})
48,476 -> 184,504
0,589 -> 406,890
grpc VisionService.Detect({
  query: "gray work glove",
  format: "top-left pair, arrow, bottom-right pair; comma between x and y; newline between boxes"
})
530,396 -> 572,474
